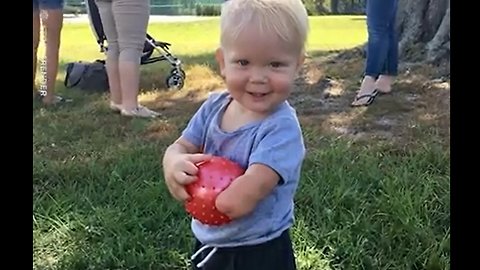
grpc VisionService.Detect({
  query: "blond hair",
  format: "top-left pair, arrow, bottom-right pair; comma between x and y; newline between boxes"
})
220,0 -> 309,53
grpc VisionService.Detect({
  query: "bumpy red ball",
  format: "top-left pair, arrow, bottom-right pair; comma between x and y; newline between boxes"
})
185,156 -> 245,226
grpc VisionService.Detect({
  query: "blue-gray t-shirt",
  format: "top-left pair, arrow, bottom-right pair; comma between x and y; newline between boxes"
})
181,91 -> 306,248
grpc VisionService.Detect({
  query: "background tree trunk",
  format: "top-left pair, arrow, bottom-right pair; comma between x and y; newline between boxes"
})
396,0 -> 450,63
331,0 -> 339,14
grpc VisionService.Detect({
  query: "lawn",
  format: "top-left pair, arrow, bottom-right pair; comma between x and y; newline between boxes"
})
33,16 -> 450,270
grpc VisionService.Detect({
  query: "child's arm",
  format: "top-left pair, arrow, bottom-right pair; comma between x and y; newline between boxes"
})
215,116 -> 306,219
163,137 -> 199,159
215,163 -> 280,219
163,137 -> 211,201
162,92 -> 223,202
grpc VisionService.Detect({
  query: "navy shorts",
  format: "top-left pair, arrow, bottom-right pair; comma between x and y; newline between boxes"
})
33,0 -> 64,10
191,230 -> 296,270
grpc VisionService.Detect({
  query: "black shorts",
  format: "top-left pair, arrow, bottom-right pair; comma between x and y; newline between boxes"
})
191,230 -> 296,270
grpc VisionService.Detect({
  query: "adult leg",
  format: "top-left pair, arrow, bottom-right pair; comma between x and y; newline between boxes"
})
33,4 -> 40,95
352,0 -> 396,106
96,0 -> 123,111
42,7 -> 64,104
376,0 -> 399,93
113,0 -> 159,117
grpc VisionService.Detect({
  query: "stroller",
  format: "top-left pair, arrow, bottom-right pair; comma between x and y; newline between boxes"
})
85,0 -> 186,90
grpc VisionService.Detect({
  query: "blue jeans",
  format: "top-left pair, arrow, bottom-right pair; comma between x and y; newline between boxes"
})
33,0 -> 64,10
365,0 -> 398,78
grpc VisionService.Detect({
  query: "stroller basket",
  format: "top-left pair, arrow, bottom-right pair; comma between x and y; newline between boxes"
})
85,0 -> 185,90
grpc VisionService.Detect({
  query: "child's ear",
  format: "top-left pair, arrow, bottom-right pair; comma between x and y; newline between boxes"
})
215,48 -> 226,77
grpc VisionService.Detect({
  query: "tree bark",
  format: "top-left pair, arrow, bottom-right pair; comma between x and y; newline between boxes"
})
396,0 -> 450,63
331,0 -> 339,14
426,0 -> 450,62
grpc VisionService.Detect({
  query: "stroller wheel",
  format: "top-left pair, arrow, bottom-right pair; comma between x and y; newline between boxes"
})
166,74 -> 184,90
171,68 -> 186,78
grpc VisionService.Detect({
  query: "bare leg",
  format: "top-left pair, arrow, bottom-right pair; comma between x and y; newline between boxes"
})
106,59 -> 123,106
33,10 -> 40,95
118,62 -> 140,110
112,0 -> 149,111
351,75 -> 377,106
375,75 -> 394,93
42,9 -> 63,105
113,0 -> 159,117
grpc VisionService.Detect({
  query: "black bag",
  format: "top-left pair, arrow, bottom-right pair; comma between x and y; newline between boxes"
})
64,59 -> 109,92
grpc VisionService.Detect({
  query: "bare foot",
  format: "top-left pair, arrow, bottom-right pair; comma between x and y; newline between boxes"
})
42,94 -> 56,105
375,75 -> 394,93
351,76 -> 378,106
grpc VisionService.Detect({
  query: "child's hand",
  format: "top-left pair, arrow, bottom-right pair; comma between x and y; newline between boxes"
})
164,153 -> 211,201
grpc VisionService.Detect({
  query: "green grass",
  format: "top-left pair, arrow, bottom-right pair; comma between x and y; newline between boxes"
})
51,16 -> 367,66
34,16 -> 449,270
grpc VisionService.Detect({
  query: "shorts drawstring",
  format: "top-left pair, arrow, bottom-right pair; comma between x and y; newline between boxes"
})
191,245 -> 218,268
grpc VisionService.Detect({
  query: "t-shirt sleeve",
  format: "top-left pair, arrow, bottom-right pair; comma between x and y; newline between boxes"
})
181,92 -> 224,149
248,116 -> 306,184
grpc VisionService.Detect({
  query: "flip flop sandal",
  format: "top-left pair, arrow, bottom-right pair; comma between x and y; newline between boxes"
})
350,89 -> 379,107
35,92 -> 73,104
377,88 -> 392,95
51,95 -> 73,104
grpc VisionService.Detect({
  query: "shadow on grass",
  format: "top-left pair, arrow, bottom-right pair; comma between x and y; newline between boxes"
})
289,46 -> 448,148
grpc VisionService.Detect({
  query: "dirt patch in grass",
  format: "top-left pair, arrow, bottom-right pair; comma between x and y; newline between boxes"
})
292,51 -> 450,146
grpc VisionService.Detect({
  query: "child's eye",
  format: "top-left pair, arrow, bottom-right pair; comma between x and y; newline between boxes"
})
270,62 -> 284,68
237,60 -> 249,66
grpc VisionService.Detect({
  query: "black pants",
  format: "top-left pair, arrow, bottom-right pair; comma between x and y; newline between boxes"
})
191,230 -> 296,270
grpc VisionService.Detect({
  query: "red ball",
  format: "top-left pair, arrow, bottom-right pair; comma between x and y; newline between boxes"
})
185,156 -> 245,226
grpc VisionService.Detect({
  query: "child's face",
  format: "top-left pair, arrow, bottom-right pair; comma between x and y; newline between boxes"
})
216,25 -> 304,115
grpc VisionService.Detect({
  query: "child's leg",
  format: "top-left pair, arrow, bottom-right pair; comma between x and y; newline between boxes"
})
191,240 -> 233,270
191,230 -> 296,270
233,229 -> 296,270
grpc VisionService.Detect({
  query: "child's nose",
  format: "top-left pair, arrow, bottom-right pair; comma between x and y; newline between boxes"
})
248,67 -> 267,84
